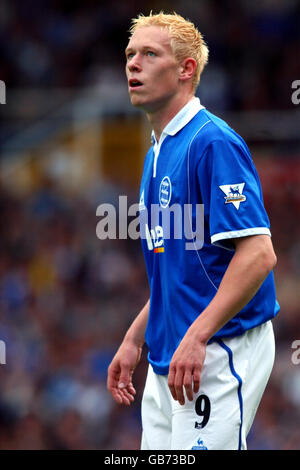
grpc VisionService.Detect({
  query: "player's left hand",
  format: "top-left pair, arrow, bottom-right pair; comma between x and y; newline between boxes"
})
168,329 -> 206,405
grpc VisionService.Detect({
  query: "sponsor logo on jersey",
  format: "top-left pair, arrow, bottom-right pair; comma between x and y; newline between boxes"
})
219,183 -> 246,210
145,223 -> 164,253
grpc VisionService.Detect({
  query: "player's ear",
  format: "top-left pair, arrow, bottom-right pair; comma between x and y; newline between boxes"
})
179,57 -> 197,83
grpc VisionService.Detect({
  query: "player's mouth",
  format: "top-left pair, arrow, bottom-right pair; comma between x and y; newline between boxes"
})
129,78 -> 144,91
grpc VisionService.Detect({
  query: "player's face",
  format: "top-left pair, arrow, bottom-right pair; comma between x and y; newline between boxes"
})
125,26 -> 181,113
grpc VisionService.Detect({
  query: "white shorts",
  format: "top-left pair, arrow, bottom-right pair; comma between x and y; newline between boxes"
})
141,320 -> 275,450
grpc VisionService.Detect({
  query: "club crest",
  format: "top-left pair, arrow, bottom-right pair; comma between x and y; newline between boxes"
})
159,176 -> 172,208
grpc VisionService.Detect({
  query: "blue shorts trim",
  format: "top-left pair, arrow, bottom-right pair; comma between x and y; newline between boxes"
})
216,339 -> 244,450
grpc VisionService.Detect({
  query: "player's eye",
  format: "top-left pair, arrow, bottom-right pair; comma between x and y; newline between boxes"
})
147,51 -> 156,57
127,52 -> 135,60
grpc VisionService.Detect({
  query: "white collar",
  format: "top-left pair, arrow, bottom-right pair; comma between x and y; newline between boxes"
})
151,97 -> 204,145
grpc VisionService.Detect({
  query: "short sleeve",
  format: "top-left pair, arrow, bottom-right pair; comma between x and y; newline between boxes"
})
196,135 -> 271,250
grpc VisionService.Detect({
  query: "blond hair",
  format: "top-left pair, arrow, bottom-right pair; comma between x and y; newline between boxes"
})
129,11 -> 209,92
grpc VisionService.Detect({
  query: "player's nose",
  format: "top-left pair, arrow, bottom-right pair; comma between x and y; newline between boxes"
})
127,54 -> 142,72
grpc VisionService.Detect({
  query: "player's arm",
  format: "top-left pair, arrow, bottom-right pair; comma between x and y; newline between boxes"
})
168,234 -> 277,405
107,299 -> 149,406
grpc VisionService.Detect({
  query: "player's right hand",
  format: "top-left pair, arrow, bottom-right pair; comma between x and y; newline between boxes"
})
107,341 -> 142,406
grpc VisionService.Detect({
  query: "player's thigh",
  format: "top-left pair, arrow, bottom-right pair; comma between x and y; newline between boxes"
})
141,365 -> 172,450
170,323 -> 274,450
170,344 -> 244,451
240,320 -> 275,437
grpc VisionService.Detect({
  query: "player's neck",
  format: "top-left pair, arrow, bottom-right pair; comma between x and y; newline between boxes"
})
146,92 -> 194,143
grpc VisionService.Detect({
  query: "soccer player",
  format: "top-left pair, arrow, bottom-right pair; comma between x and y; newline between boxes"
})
107,12 -> 279,450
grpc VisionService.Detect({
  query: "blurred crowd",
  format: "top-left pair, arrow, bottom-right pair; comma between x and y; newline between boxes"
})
0,176 -> 149,449
0,0 -> 299,451
0,0 -> 299,111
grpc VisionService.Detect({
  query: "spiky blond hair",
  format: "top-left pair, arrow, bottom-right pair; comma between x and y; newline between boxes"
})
129,11 -> 209,92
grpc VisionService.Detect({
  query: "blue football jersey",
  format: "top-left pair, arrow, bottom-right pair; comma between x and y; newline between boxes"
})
139,98 -> 279,375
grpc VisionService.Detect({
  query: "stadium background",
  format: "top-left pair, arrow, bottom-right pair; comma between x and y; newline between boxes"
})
0,0 -> 299,450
